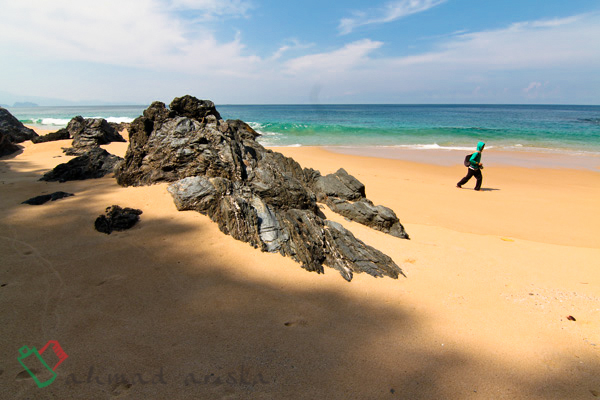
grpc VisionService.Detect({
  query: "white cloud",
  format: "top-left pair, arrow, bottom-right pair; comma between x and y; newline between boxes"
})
522,81 -> 553,100
304,13 -> 600,74
1,1 -> 599,104
270,40 -> 314,61
516,16 -> 579,29
433,14 -> 600,70
524,82 -> 542,93
279,12 -> 600,103
0,0 -> 258,75
339,0 -> 447,35
284,39 -> 383,75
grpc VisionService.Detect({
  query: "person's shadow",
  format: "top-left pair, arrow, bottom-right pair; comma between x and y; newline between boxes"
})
480,187 -> 500,191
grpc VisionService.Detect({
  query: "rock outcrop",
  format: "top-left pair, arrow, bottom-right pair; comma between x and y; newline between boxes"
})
59,116 -> 125,154
31,129 -> 71,143
0,131 -> 20,156
0,107 -> 37,143
309,168 -> 409,239
40,147 -> 122,182
94,205 -> 142,234
168,176 -> 401,281
116,95 -> 408,281
115,99 -> 234,186
108,121 -> 130,134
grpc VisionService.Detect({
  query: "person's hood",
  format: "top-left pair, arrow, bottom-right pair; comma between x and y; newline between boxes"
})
477,141 -> 485,152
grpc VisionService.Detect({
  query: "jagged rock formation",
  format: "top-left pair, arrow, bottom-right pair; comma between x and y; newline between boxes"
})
116,95 -> 408,281
56,116 -> 125,154
108,122 -> 130,134
325,197 -> 408,238
168,176 -> 401,281
22,192 -> 74,205
310,168 -> 409,239
94,205 -> 142,234
0,131 -> 20,156
32,129 -> 70,143
115,99 -> 236,186
0,107 -> 37,143
40,147 -> 122,182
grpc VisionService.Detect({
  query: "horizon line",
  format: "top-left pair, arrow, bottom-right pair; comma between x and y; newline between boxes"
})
4,102 -> 600,108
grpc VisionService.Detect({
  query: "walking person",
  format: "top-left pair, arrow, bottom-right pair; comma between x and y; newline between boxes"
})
457,141 -> 485,191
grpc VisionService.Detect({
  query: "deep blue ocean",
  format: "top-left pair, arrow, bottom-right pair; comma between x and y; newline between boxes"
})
8,104 -> 600,154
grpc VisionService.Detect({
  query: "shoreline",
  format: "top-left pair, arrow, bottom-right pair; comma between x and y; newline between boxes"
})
27,125 -> 600,171
323,145 -> 600,171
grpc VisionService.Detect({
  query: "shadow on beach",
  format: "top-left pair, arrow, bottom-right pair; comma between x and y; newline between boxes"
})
1,149 -> 600,399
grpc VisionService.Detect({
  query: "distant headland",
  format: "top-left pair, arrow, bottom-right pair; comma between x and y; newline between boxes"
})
1,102 -> 39,108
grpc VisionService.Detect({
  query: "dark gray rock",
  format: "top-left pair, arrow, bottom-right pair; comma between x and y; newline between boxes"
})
167,176 -> 402,281
0,107 -> 37,143
22,192 -> 74,205
40,147 -> 122,182
61,116 -> 125,153
310,168 -> 409,239
116,97 -> 265,187
118,95 -> 408,281
108,122 -> 130,134
95,205 -> 142,234
311,168 -> 365,202
170,96 -> 222,120
63,146 -> 95,156
0,131 -> 20,156
326,198 -> 409,239
31,128 -> 70,143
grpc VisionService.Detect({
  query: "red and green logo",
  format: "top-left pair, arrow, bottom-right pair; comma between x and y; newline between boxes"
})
18,340 -> 68,388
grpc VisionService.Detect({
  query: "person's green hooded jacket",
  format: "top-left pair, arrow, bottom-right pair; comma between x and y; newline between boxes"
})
469,141 -> 485,169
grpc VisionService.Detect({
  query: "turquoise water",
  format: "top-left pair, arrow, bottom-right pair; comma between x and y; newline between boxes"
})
8,104 -> 600,154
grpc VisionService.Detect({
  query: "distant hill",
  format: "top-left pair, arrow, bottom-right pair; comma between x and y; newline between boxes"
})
12,102 -> 39,107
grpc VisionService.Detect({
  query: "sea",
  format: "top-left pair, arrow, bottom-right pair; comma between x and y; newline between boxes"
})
8,104 -> 600,155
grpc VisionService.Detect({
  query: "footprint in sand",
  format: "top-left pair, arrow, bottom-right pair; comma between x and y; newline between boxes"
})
96,275 -> 126,286
284,319 -> 308,327
110,381 -> 133,396
15,369 -> 37,380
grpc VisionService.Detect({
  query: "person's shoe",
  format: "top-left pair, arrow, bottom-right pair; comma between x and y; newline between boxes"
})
456,184 -> 462,188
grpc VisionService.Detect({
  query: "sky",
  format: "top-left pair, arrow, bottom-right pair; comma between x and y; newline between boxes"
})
1,0 -> 600,105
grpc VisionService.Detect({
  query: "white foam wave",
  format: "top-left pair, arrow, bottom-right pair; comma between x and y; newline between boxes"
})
259,142 -> 302,148
258,131 -> 281,136
391,143 -> 477,151
247,122 -> 264,130
104,117 -> 135,124
41,118 -> 71,126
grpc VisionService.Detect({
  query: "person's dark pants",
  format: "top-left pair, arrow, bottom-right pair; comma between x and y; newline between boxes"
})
457,168 -> 482,190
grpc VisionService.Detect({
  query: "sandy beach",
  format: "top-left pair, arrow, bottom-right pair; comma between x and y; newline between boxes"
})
2,129 -> 600,399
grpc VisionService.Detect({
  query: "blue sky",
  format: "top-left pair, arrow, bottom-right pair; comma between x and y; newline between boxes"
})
1,0 -> 600,105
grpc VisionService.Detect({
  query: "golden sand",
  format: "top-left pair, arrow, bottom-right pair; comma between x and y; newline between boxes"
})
1,130 -> 599,399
